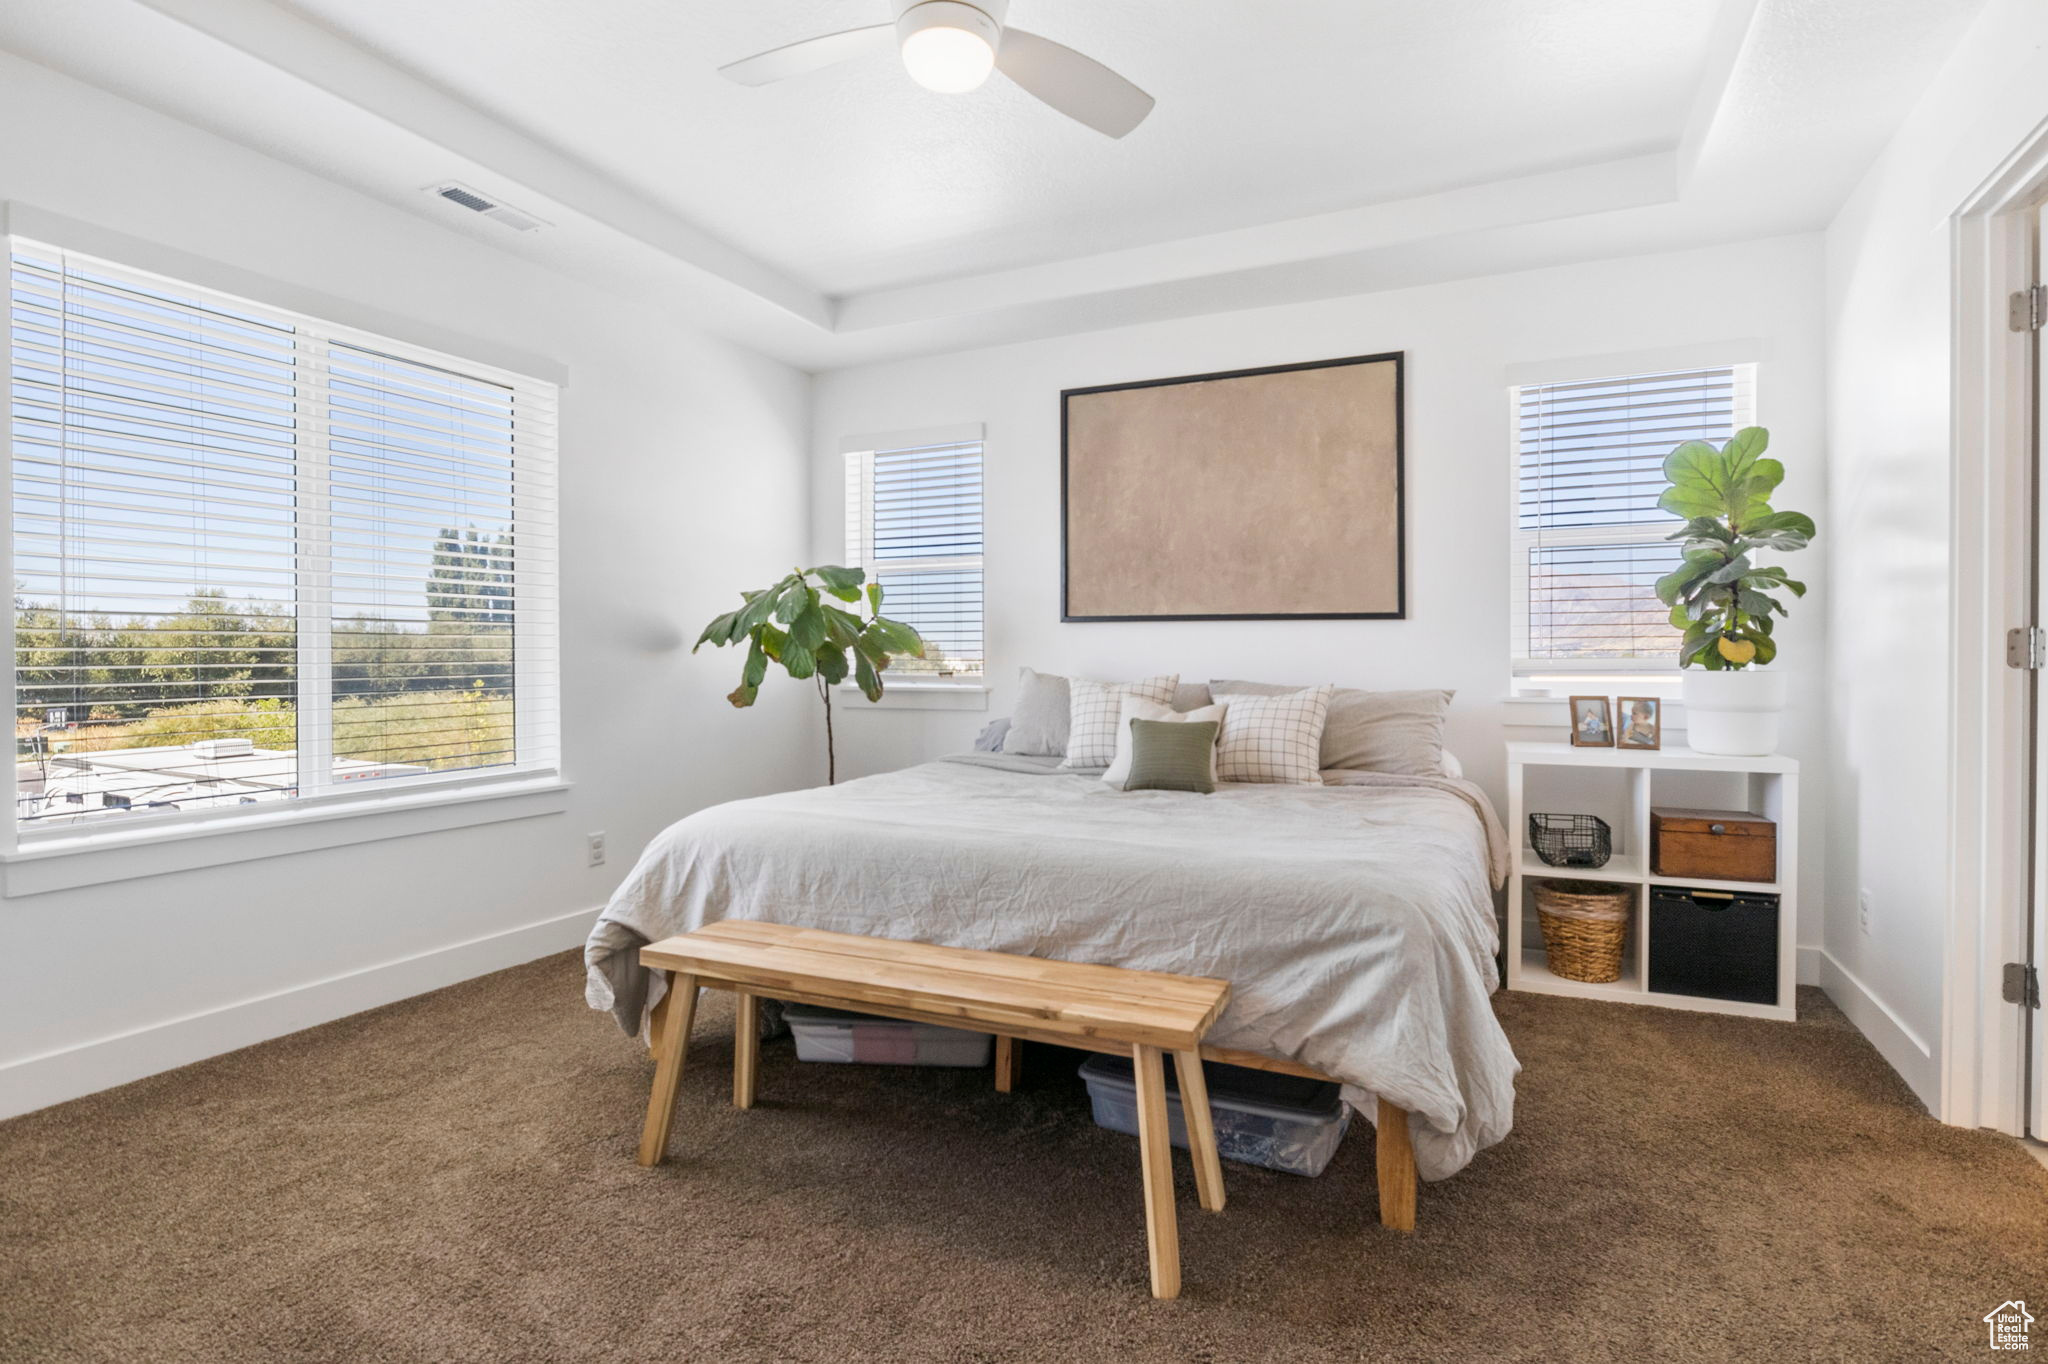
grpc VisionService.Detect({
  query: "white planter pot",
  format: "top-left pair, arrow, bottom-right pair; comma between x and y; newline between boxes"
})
1681,668 -> 1788,756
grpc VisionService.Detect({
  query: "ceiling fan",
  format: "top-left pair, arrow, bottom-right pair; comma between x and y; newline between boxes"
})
718,1 -> 1155,139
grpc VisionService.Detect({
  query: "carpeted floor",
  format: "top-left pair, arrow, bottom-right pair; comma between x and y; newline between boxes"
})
3,954 -> 2044,1363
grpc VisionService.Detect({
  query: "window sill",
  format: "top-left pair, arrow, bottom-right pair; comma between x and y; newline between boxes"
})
1,774 -> 572,897
837,682 -> 990,712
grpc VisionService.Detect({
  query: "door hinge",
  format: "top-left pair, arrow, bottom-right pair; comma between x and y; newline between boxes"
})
2006,962 -> 2042,1009
2007,626 -> 2046,668
2011,284 -> 2046,331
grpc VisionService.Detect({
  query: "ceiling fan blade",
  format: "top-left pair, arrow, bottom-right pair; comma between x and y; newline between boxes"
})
719,24 -> 894,86
994,28 -> 1153,138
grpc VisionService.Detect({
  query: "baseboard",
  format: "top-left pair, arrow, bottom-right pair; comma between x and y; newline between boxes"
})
0,905 -> 598,1122
1807,946 -> 1938,1107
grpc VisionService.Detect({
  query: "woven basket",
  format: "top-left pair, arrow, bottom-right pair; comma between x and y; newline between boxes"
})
1534,880 -> 1633,983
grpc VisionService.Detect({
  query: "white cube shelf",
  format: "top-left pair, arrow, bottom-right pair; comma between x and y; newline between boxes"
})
1506,740 -> 1798,1021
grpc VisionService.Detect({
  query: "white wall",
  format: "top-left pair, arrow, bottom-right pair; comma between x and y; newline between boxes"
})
812,234 -> 1831,951
1822,0 -> 2048,1111
0,54 -> 817,1117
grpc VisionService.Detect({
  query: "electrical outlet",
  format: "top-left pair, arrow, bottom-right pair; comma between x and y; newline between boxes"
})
1858,888 -> 1872,934
587,832 -> 606,867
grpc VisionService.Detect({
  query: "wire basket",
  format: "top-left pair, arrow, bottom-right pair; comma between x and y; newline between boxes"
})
1533,880 -> 1633,983
1528,813 -> 1612,868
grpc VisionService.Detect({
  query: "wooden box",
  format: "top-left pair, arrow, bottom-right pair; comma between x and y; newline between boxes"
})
1650,807 -> 1777,883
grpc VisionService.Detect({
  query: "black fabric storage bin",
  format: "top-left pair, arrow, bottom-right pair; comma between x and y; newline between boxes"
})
1648,885 -> 1779,1004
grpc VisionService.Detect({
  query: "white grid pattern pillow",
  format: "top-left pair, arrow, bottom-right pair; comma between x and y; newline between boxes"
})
1216,685 -> 1335,785
1061,674 -> 1180,769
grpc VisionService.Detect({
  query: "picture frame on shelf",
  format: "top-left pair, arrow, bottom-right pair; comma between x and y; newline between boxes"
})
1617,696 -> 1662,751
1568,695 -> 1614,747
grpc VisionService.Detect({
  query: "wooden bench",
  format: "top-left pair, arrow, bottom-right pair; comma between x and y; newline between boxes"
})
635,921 -> 1422,1293
635,920 -> 1230,1298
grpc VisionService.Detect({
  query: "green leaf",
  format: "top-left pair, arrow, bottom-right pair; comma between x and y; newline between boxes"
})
1707,555 -> 1752,586
734,588 -> 779,637
854,649 -> 883,702
1745,510 -> 1816,540
757,623 -> 788,663
1743,456 -> 1785,501
1665,516 -> 1735,543
1752,633 -> 1778,665
772,576 -> 811,625
692,608 -> 741,653
815,643 -> 849,686
1654,568 -> 1690,608
728,632 -> 768,706
867,581 -> 883,612
862,615 -> 925,659
1667,601 -> 1692,629
809,565 -> 866,601
1737,589 -> 1780,618
782,641 -> 816,680
1655,548 -> 1728,605
822,605 -> 865,648
1722,426 -> 1770,481
788,603 -> 828,652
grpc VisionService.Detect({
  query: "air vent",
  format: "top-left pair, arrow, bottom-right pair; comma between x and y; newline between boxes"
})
438,185 -> 493,212
424,181 -> 549,233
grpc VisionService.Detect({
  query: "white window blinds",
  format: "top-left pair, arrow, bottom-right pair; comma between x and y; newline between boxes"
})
843,433 -> 984,679
1512,364 -> 1755,671
9,239 -> 559,837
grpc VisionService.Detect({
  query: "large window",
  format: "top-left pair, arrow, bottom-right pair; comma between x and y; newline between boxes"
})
843,429 -> 983,680
1512,364 -> 1755,676
8,240 -> 559,839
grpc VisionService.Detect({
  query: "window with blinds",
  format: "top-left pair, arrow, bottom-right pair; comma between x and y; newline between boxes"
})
1512,364 -> 1755,673
8,239 -> 559,838
843,433 -> 984,679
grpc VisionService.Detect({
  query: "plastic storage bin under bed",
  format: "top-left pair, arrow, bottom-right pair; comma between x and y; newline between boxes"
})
782,1002 -> 994,1067
1078,1054 -> 1352,1177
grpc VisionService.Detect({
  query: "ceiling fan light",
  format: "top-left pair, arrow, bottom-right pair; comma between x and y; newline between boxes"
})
897,1 -> 999,93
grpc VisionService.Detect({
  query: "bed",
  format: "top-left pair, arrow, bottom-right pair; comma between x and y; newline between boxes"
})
586,749 -> 1517,1187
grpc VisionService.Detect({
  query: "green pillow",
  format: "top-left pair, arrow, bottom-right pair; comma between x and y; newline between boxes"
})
1123,718 -> 1220,794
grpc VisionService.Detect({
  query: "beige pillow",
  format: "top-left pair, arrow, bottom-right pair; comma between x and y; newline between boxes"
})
1102,697 -> 1228,789
1210,681 -> 1453,776
1061,675 -> 1180,769
1215,685 -> 1334,785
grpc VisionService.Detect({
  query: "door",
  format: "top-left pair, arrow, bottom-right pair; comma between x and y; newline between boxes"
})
2031,203 -> 2047,1139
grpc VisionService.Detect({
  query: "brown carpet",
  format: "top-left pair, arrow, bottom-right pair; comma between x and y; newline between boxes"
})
3,954 -> 2043,1363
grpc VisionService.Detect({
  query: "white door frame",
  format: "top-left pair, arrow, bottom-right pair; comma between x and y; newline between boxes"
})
1947,118 -> 2048,1135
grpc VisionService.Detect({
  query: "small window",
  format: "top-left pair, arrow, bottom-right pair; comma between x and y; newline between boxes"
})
843,432 -> 984,680
9,239 -> 560,840
1511,365 -> 1756,679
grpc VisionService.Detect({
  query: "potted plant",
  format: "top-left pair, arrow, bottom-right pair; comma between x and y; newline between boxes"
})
1652,427 -> 1814,756
694,565 -> 925,784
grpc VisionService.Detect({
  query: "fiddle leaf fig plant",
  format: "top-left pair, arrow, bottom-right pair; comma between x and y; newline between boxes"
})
694,565 -> 924,783
1652,426 -> 1815,670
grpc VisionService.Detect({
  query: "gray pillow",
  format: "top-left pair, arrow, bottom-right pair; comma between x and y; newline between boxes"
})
1208,680 -> 1453,775
1001,667 -> 1071,756
1172,681 -> 1214,711
974,717 -> 1012,752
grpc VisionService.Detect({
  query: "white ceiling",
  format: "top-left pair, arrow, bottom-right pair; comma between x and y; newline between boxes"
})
0,0 -> 1991,368
274,0 -> 1722,295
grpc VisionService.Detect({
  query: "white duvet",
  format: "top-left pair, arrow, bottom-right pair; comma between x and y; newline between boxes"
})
586,755 -> 1519,1180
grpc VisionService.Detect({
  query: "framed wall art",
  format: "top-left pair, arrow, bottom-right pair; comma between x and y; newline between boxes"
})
1061,351 -> 1405,621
